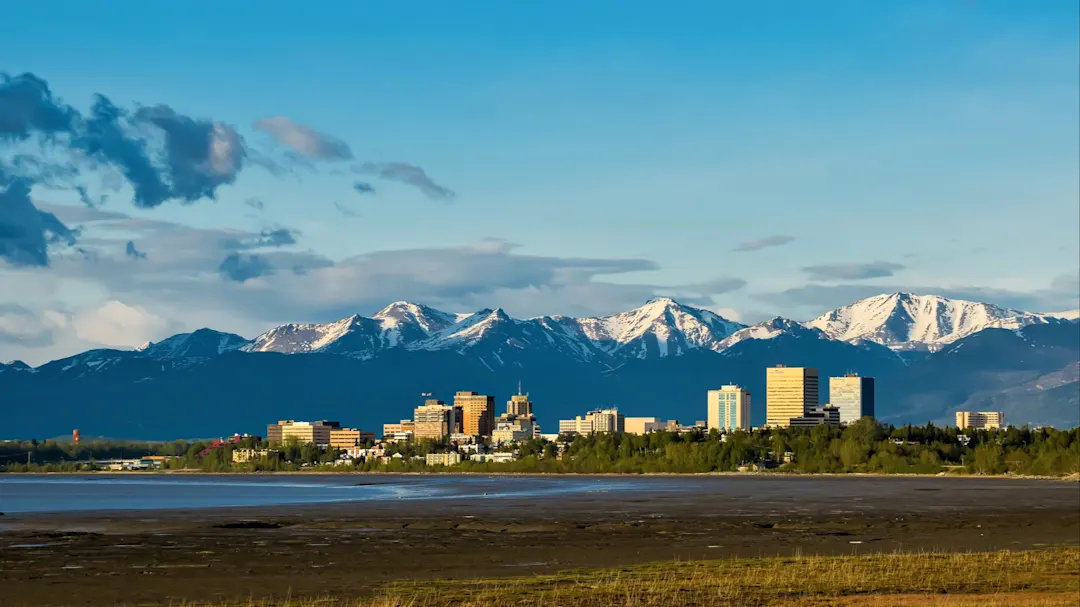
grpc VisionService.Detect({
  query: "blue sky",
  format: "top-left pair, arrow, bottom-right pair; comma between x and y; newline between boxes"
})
1,0 -> 1078,364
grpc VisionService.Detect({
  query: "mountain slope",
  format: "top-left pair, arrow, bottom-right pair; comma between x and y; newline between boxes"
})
808,293 -> 1062,351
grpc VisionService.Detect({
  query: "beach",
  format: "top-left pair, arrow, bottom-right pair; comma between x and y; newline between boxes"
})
1,474 -> 1077,606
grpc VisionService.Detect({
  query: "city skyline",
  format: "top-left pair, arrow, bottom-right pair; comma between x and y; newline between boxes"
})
3,2 -> 1078,367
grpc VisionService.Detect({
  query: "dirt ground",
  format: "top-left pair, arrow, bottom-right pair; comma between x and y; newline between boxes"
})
1,475 -> 1077,607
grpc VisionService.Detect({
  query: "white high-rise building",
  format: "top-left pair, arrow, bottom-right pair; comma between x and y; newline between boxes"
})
707,385 -> 751,432
829,375 -> 876,424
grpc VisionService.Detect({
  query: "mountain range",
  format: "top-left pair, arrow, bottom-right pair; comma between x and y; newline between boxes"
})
3,293 -> 1077,439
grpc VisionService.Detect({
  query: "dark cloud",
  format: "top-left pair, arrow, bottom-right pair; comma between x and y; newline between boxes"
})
733,234 -> 794,252
125,240 -> 146,260
244,198 -> 265,210
133,105 -> 244,203
0,72 -> 77,141
354,162 -> 454,200
253,116 -> 352,161
218,227 -> 298,250
218,252 -> 273,282
333,202 -> 358,218
353,181 -> 375,195
801,261 -> 905,281
0,171 -> 78,267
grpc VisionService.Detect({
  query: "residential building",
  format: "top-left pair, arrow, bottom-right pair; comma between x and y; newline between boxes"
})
624,417 -> 664,435
766,366 -> 819,427
789,405 -> 841,428
956,411 -> 1005,430
329,428 -> 375,448
707,385 -> 752,432
414,400 -> 455,439
455,391 -> 496,436
382,420 -> 414,437
232,448 -> 274,463
426,452 -> 462,466
470,452 -> 518,463
280,420 -> 339,446
829,375 -> 876,424
558,408 -> 625,435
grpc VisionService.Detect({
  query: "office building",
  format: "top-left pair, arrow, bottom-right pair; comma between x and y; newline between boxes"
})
382,420 -> 414,437
707,385 -> 751,432
956,411 -> 1005,430
789,405 -> 841,428
455,391 -> 496,436
766,366 -> 819,427
492,416 -> 536,444
329,428 -> 375,448
507,384 -> 533,417
624,417 -> 664,435
267,421 -> 289,444
829,375 -> 876,424
279,420 -> 339,446
558,408 -> 625,435
426,452 -> 462,466
414,400 -> 455,439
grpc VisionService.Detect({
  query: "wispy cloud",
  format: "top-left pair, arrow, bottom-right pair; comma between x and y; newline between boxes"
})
354,162 -> 454,200
252,116 -> 352,161
801,261 -> 905,281
733,235 -> 794,252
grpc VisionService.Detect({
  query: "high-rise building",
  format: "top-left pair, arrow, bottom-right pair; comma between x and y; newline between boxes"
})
414,400 -> 455,439
956,411 -> 1004,430
507,384 -> 533,417
455,391 -> 495,436
707,385 -> 752,432
766,366 -> 819,427
829,375 -> 876,424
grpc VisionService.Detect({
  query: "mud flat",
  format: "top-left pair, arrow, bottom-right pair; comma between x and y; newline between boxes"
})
1,475 -> 1077,606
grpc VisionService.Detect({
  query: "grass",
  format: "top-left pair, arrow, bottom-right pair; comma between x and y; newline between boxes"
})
192,547 -> 1080,607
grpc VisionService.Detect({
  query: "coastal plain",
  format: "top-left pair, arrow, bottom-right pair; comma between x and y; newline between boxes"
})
1,475 -> 1078,606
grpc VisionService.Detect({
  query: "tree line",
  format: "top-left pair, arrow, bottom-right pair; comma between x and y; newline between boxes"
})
2,420 -> 1078,476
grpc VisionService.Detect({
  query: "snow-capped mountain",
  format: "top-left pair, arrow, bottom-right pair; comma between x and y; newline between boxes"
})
718,317 -> 827,350
243,298 -> 745,362
807,293 -> 1064,351
1047,309 -> 1080,321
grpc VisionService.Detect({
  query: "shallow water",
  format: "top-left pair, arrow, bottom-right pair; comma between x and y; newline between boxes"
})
0,474 -> 640,513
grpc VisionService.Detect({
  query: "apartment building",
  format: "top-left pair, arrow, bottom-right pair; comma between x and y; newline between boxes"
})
829,375 -> 876,424
425,452 -> 462,466
707,385 -> 751,432
414,400 -> 455,439
956,411 -> 1005,430
624,417 -> 664,434
454,391 -> 496,436
766,366 -> 819,427
232,448 -> 274,463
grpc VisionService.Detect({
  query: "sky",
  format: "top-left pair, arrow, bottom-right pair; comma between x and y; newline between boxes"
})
1,0 -> 1078,365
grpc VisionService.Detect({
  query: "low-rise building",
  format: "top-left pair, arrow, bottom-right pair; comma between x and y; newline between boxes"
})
956,411 -> 1005,430
469,452 -> 518,463
559,408 -> 625,435
624,417 -> 664,435
329,428 -> 375,448
278,420 -> 340,446
491,414 -> 536,444
232,448 -> 274,463
789,406 -> 841,428
426,452 -> 462,466
382,420 -> 415,437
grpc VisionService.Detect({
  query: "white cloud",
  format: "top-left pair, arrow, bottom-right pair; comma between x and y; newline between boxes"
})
70,301 -> 169,347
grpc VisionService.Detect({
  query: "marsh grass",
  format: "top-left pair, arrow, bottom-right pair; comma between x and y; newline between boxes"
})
190,547 -> 1080,607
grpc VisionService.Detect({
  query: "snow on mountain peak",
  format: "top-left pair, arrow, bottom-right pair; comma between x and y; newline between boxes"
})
718,317 -> 819,350
807,292 -> 1060,350
573,298 -> 745,358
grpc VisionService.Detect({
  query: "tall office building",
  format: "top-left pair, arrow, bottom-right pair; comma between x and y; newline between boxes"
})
707,385 -> 751,431
766,366 -> 819,427
454,391 -> 496,436
507,384 -> 533,417
829,375 -> 876,424
956,411 -> 1004,430
414,400 -> 455,439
